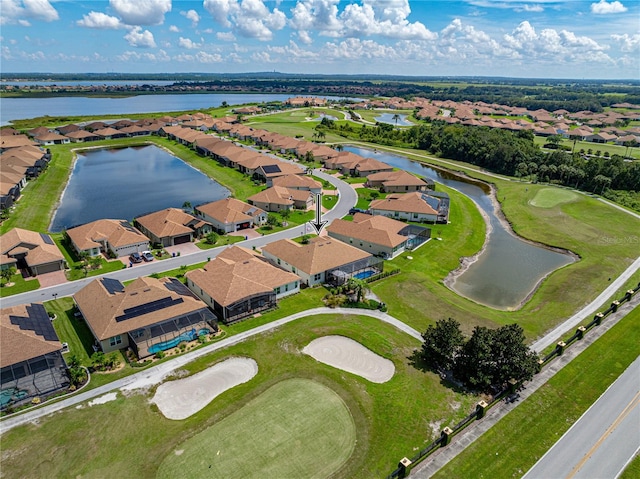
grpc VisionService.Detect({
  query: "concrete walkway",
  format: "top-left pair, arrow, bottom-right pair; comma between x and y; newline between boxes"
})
0,307 -> 420,434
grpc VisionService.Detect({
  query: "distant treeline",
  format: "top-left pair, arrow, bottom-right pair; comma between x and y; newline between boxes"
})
4,74 -> 639,113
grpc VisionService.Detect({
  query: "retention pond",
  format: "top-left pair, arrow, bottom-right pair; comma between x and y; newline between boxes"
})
344,146 -> 575,310
50,145 -> 229,232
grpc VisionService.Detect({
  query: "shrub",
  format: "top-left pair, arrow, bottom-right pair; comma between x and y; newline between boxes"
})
154,350 -> 166,360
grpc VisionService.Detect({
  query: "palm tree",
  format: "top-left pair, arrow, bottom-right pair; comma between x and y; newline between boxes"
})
392,113 -> 401,125
347,277 -> 369,304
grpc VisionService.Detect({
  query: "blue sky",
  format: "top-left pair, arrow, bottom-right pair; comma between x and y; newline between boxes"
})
1,0 -> 638,78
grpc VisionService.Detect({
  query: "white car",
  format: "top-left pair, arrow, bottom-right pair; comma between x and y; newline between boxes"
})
141,251 -> 154,262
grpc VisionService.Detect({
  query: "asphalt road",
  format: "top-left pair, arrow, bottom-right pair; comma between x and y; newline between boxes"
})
523,355 -> 640,479
0,169 -> 357,308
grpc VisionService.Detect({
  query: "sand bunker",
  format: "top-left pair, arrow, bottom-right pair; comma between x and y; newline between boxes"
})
152,357 -> 258,420
302,336 -> 395,383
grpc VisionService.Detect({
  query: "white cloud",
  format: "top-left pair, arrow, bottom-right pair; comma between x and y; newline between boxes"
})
195,51 -> 222,63
169,25 -> 180,32
289,0 -> 342,39
0,0 -> 59,25
591,1 -> 627,14
216,31 -> 236,41
117,49 -> 170,62
181,9 -> 200,26
178,36 -> 200,49
611,33 -> 640,52
204,0 -> 286,40
110,0 -> 172,26
124,26 -> 156,48
77,12 -> 124,29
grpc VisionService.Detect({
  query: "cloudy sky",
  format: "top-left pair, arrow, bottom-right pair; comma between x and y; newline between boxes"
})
1,0 -> 638,79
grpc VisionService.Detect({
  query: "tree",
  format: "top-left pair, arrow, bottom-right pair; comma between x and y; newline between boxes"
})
392,113 -> 401,125
280,208 -> 291,220
490,324 -> 539,386
454,326 -> 495,390
266,213 -> 281,227
0,266 -> 16,285
304,150 -> 315,163
346,277 -> 369,303
89,256 -> 102,271
182,201 -> 192,212
420,318 -> 464,371
78,251 -> 90,277
204,231 -> 219,245
594,174 -> 612,194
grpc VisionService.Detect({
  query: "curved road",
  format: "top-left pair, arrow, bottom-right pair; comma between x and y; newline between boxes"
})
0,169 -> 357,309
523,355 -> 640,479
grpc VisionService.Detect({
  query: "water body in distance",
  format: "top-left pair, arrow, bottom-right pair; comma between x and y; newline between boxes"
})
1,93 -> 359,126
374,113 -> 414,126
50,145 -> 229,232
344,146 -> 574,310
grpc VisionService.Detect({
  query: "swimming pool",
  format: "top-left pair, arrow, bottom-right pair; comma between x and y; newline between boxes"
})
353,270 -> 376,280
147,328 -> 210,355
1,388 -> 28,408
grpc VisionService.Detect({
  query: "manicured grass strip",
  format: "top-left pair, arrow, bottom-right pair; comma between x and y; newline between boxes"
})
46,298 -> 95,365
529,187 -> 579,208
433,306 -> 640,479
0,274 -> 40,297
157,378 -> 356,479
619,454 -> 640,479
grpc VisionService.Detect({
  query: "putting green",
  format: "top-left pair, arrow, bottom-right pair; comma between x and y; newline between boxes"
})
530,188 -> 579,208
157,378 -> 356,479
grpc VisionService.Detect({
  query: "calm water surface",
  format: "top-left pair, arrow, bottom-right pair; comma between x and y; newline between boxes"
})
50,146 -> 229,232
374,113 -> 414,126
345,146 -> 574,309
0,93 -> 356,125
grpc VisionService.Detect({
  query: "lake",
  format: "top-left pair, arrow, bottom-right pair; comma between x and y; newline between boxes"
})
374,113 -> 414,126
0,93 -> 357,126
49,145 -> 229,232
344,146 -> 575,310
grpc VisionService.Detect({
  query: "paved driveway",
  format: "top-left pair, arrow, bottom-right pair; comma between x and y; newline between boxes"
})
33,270 -> 67,288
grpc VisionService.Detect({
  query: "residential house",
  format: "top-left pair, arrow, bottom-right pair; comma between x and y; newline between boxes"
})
66,219 -> 149,258
370,192 -> 448,223
0,228 -> 66,275
350,158 -> 394,177
248,186 -> 313,212
1,303 -> 68,410
327,213 -> 430,259
261,236 -> 381,286
64,130 -> 101,142
271,174 -> 322,195
365,170 -> 430,193
134,208 -> 213,247
194,198 -> 267,233
254,162 -> 304,184
73,276 -> 217,359
186,246 -> 300,324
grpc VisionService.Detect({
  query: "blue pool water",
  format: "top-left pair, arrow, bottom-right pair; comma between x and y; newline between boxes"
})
1,388 -> 28,407
353,270 -> 376,280
147,328 -> 210,354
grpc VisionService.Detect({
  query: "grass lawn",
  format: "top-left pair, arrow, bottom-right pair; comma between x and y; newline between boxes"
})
620,455 -> 640,479
51,234 -> 125,281
533,136 -> 640,160
529,187 -> 579,208
0,313 -> 480,479
157,378 -> 356,479
0,274 -> 40,297
195,234 -> 245,249
433,304 -> 640,479
256,209 -> 315,235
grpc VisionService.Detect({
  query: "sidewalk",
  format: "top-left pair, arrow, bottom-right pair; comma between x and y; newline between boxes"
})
409,293 -> 640,478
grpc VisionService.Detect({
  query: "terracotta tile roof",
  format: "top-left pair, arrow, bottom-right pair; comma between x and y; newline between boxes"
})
196,198 -> 265,224
66,219 -> 149,251
186,246 -> 300,307
262,237 -> 372,276
272,174 -> 321,190
1,303 -> 62,367
353,157 -> 392,173
0,228 -> 65,267
327,213 -> 408,248
135,208 -> 210,238
93,127 -> 122,137
34,132 -> 69,142
74,276 -> 211,341
248,186 -> 310,206
64,130 -> 100,140
366,170 -> 428,187
0,134 -> 37,150
370,192 -> 439,215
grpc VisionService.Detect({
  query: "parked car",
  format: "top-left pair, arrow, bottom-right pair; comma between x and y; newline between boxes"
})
141,251 -> 154,262
129,252 -> 142,263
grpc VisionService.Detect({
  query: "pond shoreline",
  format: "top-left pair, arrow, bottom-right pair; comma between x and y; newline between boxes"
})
443,173 -> 579,311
